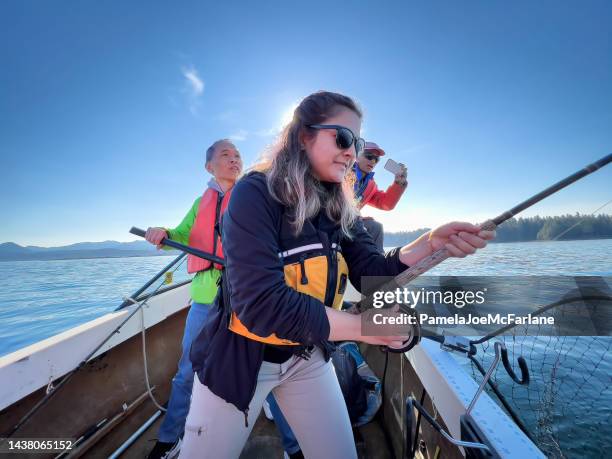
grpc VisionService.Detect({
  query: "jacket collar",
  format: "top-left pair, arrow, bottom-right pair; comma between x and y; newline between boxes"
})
207,178 -> 225,195
352,163 -> 375,183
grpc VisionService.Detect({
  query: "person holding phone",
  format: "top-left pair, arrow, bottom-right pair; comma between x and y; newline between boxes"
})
352,142 -> 408,251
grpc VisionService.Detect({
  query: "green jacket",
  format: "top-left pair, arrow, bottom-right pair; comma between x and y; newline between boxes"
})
166,196 -> 221,304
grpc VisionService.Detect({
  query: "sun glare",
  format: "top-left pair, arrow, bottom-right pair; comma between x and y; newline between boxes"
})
279,102 -> 299,131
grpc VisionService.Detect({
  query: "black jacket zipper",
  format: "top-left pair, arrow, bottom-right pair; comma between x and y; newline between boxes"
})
299,255 -> 309,285
321,232 -> 337,307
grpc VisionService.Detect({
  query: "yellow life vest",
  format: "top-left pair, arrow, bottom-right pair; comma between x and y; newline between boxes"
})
228,239 -> 349,345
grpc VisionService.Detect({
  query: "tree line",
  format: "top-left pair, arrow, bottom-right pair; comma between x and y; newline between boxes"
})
383,213 -> 612,245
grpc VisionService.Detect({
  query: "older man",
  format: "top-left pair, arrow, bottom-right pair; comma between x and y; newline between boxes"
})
145,139 -> 242,459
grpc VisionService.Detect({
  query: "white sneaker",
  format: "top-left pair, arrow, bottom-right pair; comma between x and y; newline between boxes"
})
263,399 -> 274,421
165,437 -> 182,459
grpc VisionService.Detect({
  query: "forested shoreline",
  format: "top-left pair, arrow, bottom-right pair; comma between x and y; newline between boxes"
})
383,214 -> 612,246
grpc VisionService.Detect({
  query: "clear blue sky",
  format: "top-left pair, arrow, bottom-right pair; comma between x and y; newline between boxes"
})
1,1 -> 611,246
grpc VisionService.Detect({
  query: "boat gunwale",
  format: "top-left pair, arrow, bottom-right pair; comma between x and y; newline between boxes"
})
0,283 -> 192,411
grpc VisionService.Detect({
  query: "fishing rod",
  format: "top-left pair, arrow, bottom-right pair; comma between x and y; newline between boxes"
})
128,227 -> 226,266
116,252 -> 187,310
356,153 -> 612,353
3,232 -> 223,439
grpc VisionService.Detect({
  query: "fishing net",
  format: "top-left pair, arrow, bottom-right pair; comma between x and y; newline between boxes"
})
361,271 -> 612,458
468,311 -> 612,458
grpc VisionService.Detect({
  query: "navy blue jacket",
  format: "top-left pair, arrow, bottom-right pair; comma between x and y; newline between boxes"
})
190,172 -> 408,415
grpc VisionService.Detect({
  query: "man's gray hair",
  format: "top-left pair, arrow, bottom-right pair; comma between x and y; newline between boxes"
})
205,138 -> 233,164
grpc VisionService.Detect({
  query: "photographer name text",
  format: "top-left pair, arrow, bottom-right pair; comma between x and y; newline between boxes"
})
372,313 -> 555,326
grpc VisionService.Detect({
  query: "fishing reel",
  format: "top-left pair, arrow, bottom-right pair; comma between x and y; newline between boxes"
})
382,305 -> 421,354
347,299 -> 421,354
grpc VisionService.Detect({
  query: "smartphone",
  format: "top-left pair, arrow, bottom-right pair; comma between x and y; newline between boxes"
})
384,158 -> 403,175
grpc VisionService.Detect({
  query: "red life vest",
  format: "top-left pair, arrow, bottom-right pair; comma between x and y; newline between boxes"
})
187,186 -> 232,273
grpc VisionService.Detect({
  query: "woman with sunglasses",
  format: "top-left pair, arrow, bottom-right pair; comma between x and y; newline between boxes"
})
180,91 -> 494,458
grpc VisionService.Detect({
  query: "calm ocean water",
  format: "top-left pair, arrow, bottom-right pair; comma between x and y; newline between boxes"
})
0,239 -> 610,457
1,239 -> 609,358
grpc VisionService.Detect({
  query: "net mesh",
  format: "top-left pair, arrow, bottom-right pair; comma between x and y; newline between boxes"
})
469,317 -> 612,458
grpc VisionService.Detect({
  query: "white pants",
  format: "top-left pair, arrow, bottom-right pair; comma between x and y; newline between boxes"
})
178,347 -> 357,459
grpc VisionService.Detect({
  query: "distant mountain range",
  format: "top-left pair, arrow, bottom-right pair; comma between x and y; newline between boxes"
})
0,240 -> 178,261
2,213 -> 610,262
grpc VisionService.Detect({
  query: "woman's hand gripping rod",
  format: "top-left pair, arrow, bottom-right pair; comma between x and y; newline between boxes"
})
354,153 -> 612,353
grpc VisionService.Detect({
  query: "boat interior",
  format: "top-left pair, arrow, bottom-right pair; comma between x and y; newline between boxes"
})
0,280 -> 541,458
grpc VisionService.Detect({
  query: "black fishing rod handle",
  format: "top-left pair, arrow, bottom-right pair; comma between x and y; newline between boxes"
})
130,226 -> 171,247
130,227 -> 147,238
129,226 -> 226,266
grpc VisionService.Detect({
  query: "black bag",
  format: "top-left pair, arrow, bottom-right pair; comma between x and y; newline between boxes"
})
331,342 -> 381,426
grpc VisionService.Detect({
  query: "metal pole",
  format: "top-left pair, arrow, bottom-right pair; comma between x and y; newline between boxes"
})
107,410 -> 162,459
115,252 -> 186,310
129,227 -> 225,266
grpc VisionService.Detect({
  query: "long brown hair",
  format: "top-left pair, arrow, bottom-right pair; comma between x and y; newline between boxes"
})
253,91 -> 362,238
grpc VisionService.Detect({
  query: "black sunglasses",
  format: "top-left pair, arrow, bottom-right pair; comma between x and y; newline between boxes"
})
308,124 -> 365,156
363,153 -> 380,163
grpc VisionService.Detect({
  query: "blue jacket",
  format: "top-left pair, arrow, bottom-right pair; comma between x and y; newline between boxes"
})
353,162 -> 375,202
190,171 -> 408,418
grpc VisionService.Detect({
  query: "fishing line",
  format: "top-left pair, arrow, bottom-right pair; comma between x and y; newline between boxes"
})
139,255 -> 189,413
551,197 -> 612,241
140,308 -> 167,413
